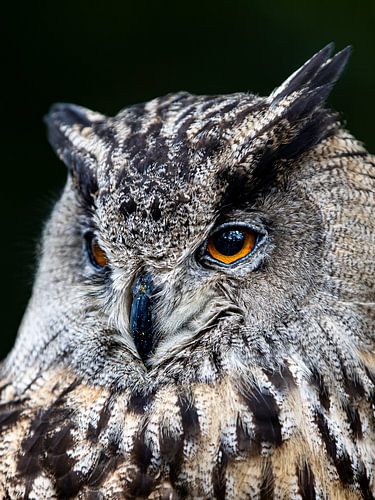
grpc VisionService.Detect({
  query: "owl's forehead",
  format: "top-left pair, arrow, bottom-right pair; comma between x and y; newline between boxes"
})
95,92 -> 266,251
112,91 -> 265,140
101,91 -> 266,183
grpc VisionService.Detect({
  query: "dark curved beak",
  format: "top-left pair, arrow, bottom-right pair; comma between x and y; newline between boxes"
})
130,272 -> 156,362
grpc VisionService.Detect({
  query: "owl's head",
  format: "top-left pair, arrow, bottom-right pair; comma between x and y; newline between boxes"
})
7,45 -> 374,396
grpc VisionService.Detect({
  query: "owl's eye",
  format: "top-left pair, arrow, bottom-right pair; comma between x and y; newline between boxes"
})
205,226 -> 258,265
85,233 -> 109,269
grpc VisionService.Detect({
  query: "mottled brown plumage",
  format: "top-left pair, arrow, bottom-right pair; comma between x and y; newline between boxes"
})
0,44 -> 374,499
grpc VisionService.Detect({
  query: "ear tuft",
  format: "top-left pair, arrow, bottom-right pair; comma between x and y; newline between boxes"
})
45,103 -> 106,164
45,103 -> 107,207
260,44 -> 352,162
247,44 -> 352,186
308,46 -> 352,89
284,83 -> 333,123
270,44 -> 351,105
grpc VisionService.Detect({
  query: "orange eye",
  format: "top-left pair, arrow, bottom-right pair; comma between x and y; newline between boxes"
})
207,227 -> 257,265
87,234 -> 109,268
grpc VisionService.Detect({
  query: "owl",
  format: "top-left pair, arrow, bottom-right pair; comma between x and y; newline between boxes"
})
0,43 -> 374,499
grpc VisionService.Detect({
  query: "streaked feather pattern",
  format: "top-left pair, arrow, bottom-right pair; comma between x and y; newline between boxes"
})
0,44 -> 374,498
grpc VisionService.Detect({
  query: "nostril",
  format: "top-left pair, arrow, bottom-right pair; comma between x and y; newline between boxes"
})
129,272 -> 156,363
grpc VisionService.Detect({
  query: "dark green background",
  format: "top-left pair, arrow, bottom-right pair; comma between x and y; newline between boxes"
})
2,0 -> 374,359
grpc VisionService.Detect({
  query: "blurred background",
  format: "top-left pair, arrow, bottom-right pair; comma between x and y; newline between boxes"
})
1,0 -> 374,358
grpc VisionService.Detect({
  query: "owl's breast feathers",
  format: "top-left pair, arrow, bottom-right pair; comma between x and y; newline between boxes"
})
0,358 -> 374,499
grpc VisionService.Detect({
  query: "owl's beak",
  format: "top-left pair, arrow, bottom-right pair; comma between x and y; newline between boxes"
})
129,272 -> 156,362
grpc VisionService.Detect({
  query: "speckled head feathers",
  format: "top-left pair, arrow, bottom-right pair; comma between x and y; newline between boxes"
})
44,44 -> 351,259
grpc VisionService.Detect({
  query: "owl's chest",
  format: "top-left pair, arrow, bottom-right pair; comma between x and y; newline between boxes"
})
0,368 -> 372,498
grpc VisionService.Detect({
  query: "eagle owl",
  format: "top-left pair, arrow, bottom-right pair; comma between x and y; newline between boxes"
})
0,44 -> 374,499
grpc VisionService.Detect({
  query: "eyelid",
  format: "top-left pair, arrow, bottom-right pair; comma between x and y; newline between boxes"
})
209,221 -> 266,235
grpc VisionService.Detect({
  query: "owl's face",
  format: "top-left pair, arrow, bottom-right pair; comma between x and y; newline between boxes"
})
2,44 -> 374,499
8,44 -> 373,393
54,90 -> 323,371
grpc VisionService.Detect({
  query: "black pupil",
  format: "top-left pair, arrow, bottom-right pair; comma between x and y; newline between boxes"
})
212,230 -> 245,256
